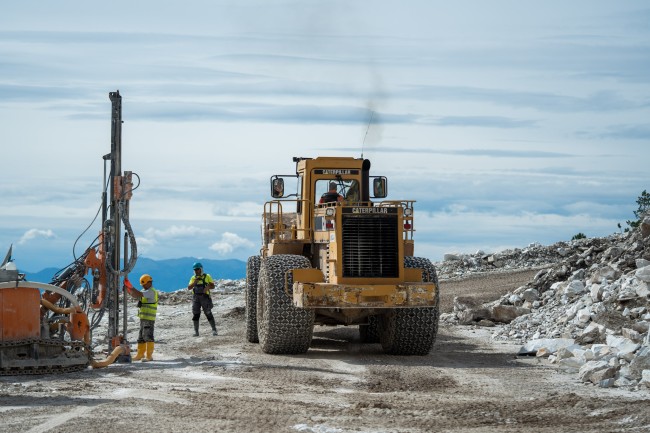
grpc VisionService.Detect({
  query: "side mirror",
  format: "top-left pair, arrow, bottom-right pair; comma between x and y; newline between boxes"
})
372,177 -> 387,198
271,178 -> 284,198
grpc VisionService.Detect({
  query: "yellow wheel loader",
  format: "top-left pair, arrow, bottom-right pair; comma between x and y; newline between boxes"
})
246,156 -> 439,355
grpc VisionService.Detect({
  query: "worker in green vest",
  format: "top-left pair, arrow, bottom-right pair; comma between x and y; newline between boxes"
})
187,262 -> 218,336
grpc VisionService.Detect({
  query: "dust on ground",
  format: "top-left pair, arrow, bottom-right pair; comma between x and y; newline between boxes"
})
1,271 -> 649,433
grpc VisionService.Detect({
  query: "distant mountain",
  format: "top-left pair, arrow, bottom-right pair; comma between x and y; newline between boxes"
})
22,257 -> 246,292
130,257 -> 246,291
23,267 -> 60,285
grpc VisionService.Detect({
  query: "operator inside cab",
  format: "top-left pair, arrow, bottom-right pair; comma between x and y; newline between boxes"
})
319,181 -> 344,204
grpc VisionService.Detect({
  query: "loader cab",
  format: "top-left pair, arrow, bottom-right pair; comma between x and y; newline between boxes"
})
315,179 -> 360,205
266,157 -> 389,243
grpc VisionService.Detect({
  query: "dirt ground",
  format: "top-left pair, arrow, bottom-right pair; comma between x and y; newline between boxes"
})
1,271 -> 649,433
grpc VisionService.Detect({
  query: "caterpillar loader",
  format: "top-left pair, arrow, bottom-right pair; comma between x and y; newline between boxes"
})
246,156 -> 439,355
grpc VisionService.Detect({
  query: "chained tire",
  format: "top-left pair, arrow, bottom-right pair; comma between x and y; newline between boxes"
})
245,255 -> 261,343
257,254 -> 315,354
379,256 -> 440,355
359,315 -> 380,343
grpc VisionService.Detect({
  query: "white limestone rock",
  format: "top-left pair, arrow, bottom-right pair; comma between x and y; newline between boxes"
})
640,370 -> 650,388
636,259 -> 650,269
443,253 -> 461,262
606,335 -> 640,361
518,338 -> 575,356
564,280 -> 586,298
579,361 -> 613,383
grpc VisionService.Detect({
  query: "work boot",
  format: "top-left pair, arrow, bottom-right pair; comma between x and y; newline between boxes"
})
132,342 -> 146,361
208,318 -> 218,336
143,341 -> 154,362
193,320 -> 199,337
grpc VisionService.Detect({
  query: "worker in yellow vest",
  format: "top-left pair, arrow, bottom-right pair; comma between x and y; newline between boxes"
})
125,274 -> 159,362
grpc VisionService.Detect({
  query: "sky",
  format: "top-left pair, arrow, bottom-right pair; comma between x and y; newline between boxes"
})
1,1 -> 649,273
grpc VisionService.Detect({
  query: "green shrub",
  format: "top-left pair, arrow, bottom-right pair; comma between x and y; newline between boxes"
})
626,189 -> 650,230
571,232 -> 586,241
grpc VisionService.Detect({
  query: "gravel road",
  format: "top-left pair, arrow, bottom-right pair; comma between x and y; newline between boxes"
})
1,270 -> 649,433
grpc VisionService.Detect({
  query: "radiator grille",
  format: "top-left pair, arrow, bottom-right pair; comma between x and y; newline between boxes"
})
341,213 -> 399,278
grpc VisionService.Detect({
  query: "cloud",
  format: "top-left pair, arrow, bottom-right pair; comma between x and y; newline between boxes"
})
135,236 -> 156,249
595,124 -> 650,140
136,225 -> 219,258
0,82 -> 98,103
111,102 -> 419,125
18,229 -> 56,244
211,201 -> 263,218
432,116 -> 537,129
403,86 -> 649,113
208,232 -> 255,255
143,225 -> 214,242
147,225 -> 214,239
334,146 -> 573,158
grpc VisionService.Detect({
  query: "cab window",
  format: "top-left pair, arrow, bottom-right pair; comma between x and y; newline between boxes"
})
316,179 -> 359,205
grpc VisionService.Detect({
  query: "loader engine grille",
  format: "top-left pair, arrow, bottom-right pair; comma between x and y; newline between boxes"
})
341,211 -> 399,278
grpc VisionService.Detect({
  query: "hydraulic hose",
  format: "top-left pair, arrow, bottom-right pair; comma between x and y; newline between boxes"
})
106,200 -> 138,277
90,345 -> 126,369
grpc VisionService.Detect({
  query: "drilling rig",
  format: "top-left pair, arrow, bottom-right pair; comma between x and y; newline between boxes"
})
0,90 -> 139,374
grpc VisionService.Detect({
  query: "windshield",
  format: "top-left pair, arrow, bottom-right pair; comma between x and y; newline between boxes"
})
316,179 -> 359,205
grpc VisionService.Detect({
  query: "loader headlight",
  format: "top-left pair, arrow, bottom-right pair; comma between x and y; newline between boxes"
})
404,208 -> 413,217
325,207 -> 336,216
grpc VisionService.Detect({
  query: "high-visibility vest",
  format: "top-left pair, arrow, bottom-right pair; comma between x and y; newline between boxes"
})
192,274 -> 212,295
138,288 -> 158,321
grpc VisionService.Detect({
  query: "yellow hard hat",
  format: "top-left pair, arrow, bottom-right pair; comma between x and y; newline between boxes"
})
139,274 -> 153,286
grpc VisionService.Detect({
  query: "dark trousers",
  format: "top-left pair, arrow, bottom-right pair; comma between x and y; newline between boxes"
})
137,319 -> 155,343
192,294 -> 213,318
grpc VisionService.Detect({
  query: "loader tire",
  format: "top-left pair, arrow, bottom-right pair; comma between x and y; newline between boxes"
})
245,255 -> 261,343
379,257 -> 440,355
257,255 -> 314,354
359,315 -> 380,343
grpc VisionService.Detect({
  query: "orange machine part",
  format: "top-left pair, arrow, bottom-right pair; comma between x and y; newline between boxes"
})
40,282 -> 66,317
0,287 -> 41,342
68,311 -> 90,342
85,244 -> 108,309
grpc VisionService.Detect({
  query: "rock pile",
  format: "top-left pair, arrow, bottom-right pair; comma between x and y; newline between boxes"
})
437,243 -> 561,279
441,216 -> 650,390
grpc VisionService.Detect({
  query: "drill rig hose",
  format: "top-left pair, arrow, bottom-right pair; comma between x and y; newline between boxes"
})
106,201 -> 138,277
90,345 -> 126,369
0,281 -> 81,306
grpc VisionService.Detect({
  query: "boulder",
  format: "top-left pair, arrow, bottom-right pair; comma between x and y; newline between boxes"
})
636,265 -> 650,283
443,253 -> 461,262
489,305 -> 529,323
518,338 -> 575,356
629,346 -> 650,378
641,216 -> 650,238
640,370 -> 650,388
564,280 -> 586,298
578,361 -> 613,383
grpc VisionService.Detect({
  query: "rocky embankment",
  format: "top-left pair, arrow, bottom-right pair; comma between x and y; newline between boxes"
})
441,216 -> 650,390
